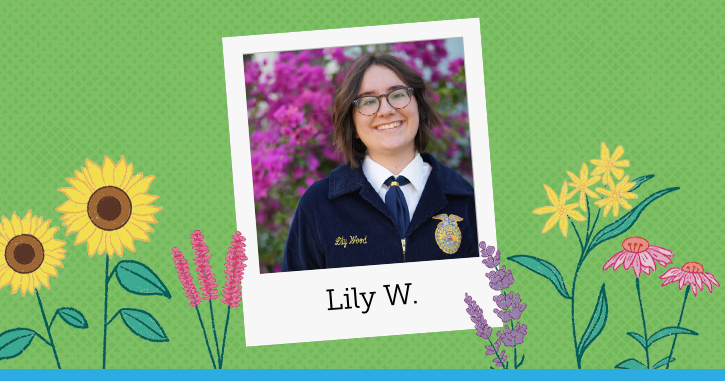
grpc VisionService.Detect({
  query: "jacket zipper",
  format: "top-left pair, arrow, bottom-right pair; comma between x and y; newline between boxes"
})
401,238 -> 406,262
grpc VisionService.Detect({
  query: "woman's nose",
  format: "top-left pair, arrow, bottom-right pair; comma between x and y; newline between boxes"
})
376,96 -> 396,116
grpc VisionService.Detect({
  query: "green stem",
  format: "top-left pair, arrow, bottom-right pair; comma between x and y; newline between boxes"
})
196,305 -> 217,369
106,309 -> 121,327
488,337 -> 506,369
220,305 -> 231,369
510,319 -> 518,369
103,255 -> 109,369
209,300 -> 221,365
666,285 -> 690,369
570,255 -> 584,369
636,277 -> 650,369
49,310 -> 58,330
37,291 -> 61,369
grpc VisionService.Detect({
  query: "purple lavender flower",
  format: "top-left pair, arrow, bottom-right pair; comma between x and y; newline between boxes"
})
464,293 -> 492,339
497,322 -> 528,347
479,241 -> 501,268
493,292 -> 527,322
485,338 -> 501,356
486,265 -> 515,290
494,348 -> 507,367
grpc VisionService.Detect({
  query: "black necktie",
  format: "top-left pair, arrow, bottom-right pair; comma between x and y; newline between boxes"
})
384,176 -> 411,238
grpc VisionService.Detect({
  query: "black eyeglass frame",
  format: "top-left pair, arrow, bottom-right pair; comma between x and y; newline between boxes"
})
351,87 -> 414,116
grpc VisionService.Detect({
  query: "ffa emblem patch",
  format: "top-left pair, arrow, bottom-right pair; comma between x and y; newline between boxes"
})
432,214 -> 463,255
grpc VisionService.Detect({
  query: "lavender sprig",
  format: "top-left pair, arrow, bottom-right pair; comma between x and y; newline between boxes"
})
465,293 -> 506,368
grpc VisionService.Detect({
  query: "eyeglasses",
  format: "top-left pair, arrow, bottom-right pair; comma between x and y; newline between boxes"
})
352,87 -> 414,116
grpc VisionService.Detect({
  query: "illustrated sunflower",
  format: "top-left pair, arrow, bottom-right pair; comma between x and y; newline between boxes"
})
0,210 -> 66,296
56,156 -> 161,257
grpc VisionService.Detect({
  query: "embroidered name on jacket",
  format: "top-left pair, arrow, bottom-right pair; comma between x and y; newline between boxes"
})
432,214 -> 463,254
335,235 -> 368,248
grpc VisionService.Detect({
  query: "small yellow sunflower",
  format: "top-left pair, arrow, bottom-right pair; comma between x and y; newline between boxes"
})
56,156 -> 161,257
0,210 -> 66,296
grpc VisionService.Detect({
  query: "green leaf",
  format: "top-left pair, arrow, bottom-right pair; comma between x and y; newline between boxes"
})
57,307 -> 89,329
647,327 -> 698,347
0,328 -> 36,360
588,187 -> 680,252
577,284 -> 608,361
626,332 -> 647,349
615,358 -> 646,369
629,174 -> 655,191
516,354 -> 526,368
115,260 -> 171,298
653,356 -> 676,369
507,255 -> 570,299
119,308 -> 169,342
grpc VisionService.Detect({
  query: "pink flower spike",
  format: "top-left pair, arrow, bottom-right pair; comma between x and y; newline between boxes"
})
602,237 -> 674,277
172,247 -> 201,307
221,232 -> 249,308
191,230 -> 220,300
660,262 -> 720,296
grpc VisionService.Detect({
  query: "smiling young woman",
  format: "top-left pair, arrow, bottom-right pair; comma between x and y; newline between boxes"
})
282,53 -> 478,271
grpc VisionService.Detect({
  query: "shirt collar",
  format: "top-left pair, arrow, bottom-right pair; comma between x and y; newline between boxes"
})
328,152 -> 474,199
362,153 -> 426,192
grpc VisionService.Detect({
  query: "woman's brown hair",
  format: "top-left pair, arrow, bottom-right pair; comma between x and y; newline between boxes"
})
332,53 -> 441,168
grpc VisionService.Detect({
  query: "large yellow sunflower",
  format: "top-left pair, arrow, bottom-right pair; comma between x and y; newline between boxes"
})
56,156 -> 161,257
0,210 -> 66,296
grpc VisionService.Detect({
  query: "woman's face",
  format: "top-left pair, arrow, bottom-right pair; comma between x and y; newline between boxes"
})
352,65 -> 419,160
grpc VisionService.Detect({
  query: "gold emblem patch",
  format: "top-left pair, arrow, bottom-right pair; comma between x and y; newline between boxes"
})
432,214 -> 463,255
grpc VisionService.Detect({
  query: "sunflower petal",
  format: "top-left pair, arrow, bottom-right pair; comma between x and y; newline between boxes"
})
126,222 -> 151,242
74,170 -> 92,188
131,193 -> 159,207
44,239 -> 67,251
30,216 -> 39,235
60,187 -> 88,203
110,231 -> 124,257
0,269 -> 13,287
20,275 -> 30,296
37,271 -> 50,288
35,219 -> 51,239
106,232 -> 116,258
87,228 -> 103,257
113,156 -> 128,187
120,163 -> 134,189
124,172 -> 144,191
83,166 -> 98,189
67,178 -> 92,197
41,262 -> 58,277
11,214 -> 23,237
133,214 -> 158,223
118,227 -> 137,252
102,156 -> 116,188
97,231 -> 107,256
127,176 -> 156,199
62,212 -> 86,228
87,159 -> 105,187
75,223 -> 96,245
57,200 -> 87,214
66,217 -> 89,234
39,226 -> 60,243
21,211 -> 32,234
133,205 -> 162,216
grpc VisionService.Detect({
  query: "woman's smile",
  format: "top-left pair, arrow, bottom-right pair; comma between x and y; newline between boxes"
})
374,120 -> 404,131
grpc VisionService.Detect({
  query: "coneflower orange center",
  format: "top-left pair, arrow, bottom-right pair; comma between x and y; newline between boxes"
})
682,262 -> 704,273
622,236 -> 649,253
88,186 -> 132,231
5,234 -> 45,274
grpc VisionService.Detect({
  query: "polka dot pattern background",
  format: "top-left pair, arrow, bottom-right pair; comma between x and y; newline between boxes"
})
1,0 -> 722,369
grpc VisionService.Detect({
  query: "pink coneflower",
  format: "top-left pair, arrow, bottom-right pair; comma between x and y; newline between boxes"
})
191,230 -> 220,300
221,232 -> 248,308
660,262 -> 720,296
172,247 -> 201,307
602,237 -> 674,277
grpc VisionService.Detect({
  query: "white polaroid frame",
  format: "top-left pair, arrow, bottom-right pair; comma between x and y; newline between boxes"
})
222,18 -> 500,346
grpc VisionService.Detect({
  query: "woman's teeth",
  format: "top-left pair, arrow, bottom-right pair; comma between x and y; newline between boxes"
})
376,121 -> 401,130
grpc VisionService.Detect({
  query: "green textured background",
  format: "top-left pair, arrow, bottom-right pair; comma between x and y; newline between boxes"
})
1,0 -> 723,370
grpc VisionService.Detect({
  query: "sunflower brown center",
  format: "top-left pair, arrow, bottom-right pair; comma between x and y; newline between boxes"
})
622,236 -> 649,253
5,234 -> 44,274
682,262 -> 704,273
88,186 -> 132,231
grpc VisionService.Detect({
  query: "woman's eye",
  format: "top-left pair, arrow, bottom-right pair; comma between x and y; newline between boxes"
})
362,99 -> 377,106
391,92 -> 405,99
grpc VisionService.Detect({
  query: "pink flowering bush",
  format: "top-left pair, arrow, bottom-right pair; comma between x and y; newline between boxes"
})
244,40 -> 472,273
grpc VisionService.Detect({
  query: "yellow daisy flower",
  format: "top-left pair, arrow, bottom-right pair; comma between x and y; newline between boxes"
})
533,182 -> 586,237
566,163 -> 601,212
594,175 -> 638,217
590,142 -> 630,187
56,156 -> 161,257
0,210 -> 66,296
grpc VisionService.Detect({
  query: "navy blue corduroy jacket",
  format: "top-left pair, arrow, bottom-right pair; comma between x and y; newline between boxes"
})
281,152 -> 479,271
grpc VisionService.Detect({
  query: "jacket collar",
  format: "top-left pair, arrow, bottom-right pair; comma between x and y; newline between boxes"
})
328,152 -> 473,199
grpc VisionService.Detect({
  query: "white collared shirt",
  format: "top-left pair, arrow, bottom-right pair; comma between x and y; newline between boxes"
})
362,153 -> 432,221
